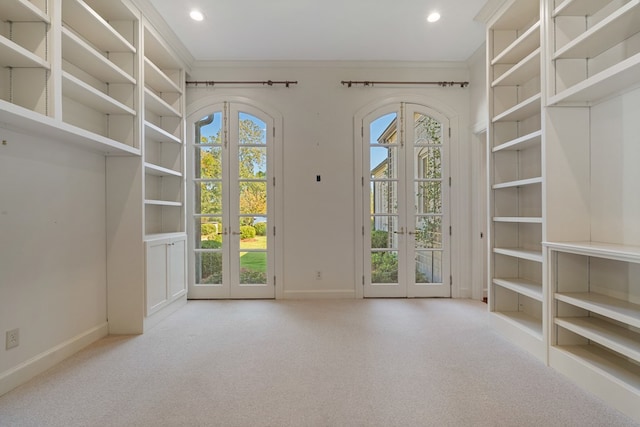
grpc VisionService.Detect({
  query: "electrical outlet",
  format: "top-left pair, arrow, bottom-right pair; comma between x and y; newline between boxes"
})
6,328 -> 19,350
315,271 -> 322,280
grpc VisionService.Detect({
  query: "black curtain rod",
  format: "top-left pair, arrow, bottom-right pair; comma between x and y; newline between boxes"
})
341,80 -> 469,88
186,80 -> 298,88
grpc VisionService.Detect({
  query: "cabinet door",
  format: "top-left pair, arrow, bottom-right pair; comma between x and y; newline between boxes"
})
169,238 -> 186,298
146,240 -> 168,314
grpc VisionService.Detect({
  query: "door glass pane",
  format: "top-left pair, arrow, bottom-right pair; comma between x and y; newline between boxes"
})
371,250 -> 398,283
370,146 -> 399,179
196,112 -> 223,145
196,216 -> 224,248
197,182 -> 223,214
197,146 -> 222,179
239,252 -> 267,284
239,181 -> 267,215
415,147 -> 441,179
371,181 -> 398,214
415,182 -> 442,214
196,252 -> 223,285
371,215 -> 398,249
239,146 -> 266,178
415,216 -> 442,249
240,216 -> 267,250
239,113 -> 266,145
414,113 -> 442,145
415,250 -> 442,284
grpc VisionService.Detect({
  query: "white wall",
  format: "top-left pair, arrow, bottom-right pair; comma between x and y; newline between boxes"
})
187,61 -> 475,298
0,129 -> 108,394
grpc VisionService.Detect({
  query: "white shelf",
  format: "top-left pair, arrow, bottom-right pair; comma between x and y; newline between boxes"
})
552,345 -> 640,390
492,176 -> 542,189
553,1 -> 640,60
492,93 -> 541,122
0,35 -> 50,69
144,88 -> 181,118
492,48 -> 541,87
545,241 -> 640,264
145,199 -> 182,207
62,0 -> 135,54
144,25 -> 181,70
493,130 -> 542,152
144,232 -> 187,243
144,162 -> 181,178
494,247 -> 543,263
491,0 -> 539,30
555,293 -> 640,329
62,27 -> 135,84
0,99 -> 139,156
144,121 -> 181,144
144,57 -> 182,94
494,277 -> 543,301
553,0 -> 607,17
492,311 -> 543,339
0,0 -> 50,22
493,216 -> 542,223
492,21 -> 541,66
62,71 -> 136,115
556,317 -> 640,363
548,52 -> 640,106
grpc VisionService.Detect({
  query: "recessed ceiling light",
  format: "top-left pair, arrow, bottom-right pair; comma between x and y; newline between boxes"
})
427,12 -> 441,23
190,10 -> 204,21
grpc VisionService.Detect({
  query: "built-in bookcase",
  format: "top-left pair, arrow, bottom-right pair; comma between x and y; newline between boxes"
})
0,0 -> 51,115
543,0 -> 640,419
487,0 -> 545,362
142,22 -> 185,237
61,0 -> 138,147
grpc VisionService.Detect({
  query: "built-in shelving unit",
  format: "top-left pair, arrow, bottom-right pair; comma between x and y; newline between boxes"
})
543,0 -> 640,420
546,242 -> 640,420
60,0 -> 138,148
0,0 -> 51,115
142,22 -> 185,238
487,0 -> 545,362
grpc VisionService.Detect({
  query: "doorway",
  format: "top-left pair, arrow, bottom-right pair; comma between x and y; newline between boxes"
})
188,101 -> 277,299
361,103 -> 451,298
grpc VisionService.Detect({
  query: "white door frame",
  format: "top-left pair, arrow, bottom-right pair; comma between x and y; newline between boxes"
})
354,95 -> 459,299
186,96 -> 284,299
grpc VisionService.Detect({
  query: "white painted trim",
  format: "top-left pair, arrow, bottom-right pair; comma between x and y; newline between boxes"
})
283,290 -> 356,299
144,295 -> 187,330
0,323 -> 108,397
192,60 -> 469,70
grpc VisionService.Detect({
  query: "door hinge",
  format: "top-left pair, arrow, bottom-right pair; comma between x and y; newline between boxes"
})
362,276 -> 365,286
273,177 -> 276,186
274,276 -> 276,287
362,176 -> 364,186
362,225 -> 365,236
450,276 -> 452,286
449,226 -> 452,236
449,128 -> 451,137
273,226 -> 276,236
361,126 -> 364,137
273,127 -> 275,137
449,177 -> 452,187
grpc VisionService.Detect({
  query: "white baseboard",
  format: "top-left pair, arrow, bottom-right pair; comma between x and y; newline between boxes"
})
0,322 -> 109,397
283,289 -> 356,299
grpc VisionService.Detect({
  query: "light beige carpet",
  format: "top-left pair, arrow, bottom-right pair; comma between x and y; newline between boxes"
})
0,299 -> 637,426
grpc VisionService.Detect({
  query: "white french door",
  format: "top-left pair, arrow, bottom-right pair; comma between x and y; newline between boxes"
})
189,102 -> 275,299
363,103 -> 450,298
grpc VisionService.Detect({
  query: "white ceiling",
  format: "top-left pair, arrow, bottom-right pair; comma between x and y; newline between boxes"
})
148,0 -> 489,62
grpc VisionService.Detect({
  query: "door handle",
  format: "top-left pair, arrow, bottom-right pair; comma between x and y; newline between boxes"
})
407,231 -> 417,235
393,227 -> 405,235
231,231 -> 242,236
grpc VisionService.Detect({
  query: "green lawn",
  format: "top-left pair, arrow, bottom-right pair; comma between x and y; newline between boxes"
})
240,236 -> 267,272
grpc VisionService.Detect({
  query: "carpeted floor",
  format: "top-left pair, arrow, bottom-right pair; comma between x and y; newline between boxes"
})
0,299 -> 638,426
